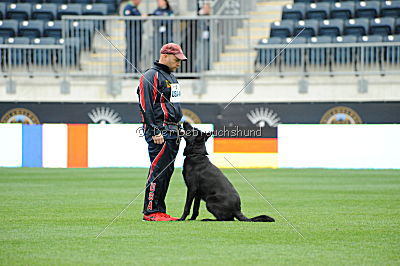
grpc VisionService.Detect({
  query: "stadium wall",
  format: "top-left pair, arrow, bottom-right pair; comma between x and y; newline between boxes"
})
1,124 -> 399,169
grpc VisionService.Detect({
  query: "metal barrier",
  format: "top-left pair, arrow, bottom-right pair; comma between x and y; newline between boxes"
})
255,42 -> 400,77
1,14 -> 400,85
61,15 -> 250,78
0,44 -> 63,77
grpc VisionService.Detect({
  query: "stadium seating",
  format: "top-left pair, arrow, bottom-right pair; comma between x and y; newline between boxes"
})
370,17 -> 395,36
270,20 -> 294,38
82,4 -> 107,16
330,2 -> 355,20
5,37 -> 30,65
94,0 -> 117,15
381,1 -> 400,18
333,35 -> 358,64
282,3 -> 306,21
308,36 -> 332,65
283,36 -> 307,66
344,18 -> 370,36
6,3 -> 31,21
319,19 -> 344,37
355,1 -> 380,19
0,19 -> 18,38
18,20 -> 44,39
294,19 -> 318,37
43,20 -> 62,38
57,4 -> 82,19
395,18 -> 400,34
305,3 -> 330,20
32,4 -> 58,22
0,3 -> 5,20
31,37 -> 58,65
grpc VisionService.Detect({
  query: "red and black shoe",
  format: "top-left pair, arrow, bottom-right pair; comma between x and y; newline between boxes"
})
143,212 -> 179,221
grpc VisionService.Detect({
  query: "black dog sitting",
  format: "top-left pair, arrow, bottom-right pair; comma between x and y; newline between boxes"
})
179,122 -> 275,222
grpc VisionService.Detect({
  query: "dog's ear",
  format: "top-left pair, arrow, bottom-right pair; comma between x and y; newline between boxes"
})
204,131 -> 213,141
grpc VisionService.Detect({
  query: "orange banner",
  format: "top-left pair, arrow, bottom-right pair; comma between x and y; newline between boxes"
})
67,124 -> 88,168
214,138 -> 277,153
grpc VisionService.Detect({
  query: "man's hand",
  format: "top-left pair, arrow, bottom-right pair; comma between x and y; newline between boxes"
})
152,134 -> 164,144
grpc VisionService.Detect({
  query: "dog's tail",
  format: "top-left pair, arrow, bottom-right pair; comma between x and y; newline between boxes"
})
234,211 -> 275,222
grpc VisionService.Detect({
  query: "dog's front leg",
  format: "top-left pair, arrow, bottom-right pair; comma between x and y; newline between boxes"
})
179,189 -> 196,221
189,196 -> 201,220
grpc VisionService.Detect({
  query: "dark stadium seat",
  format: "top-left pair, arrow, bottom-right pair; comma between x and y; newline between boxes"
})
32,37 -> 57,45
5,36 -> 30,45
0,3 -> 5,20
384,34 -> 400,42
355,1 -> 380,19
71,0 -> 93,4
49,0 -> 69,4
344,18 -> 370,36
270,20 -> 294,38
283,36 -> 307,66
19,0 -> 43,3
57,4 -> 82,20
395,18 -> 400,34
294,19 -> 318,37
18,20 -> 44,39
359,35 -> 383,43
333,35 -> 358,64
5,37 -> 30,65
305,3 -> 331,20
309,36 -> 332,44
32,4 -> 58,22
282,3 -> 306,21
255,37 -> 282,69
71,20 -> 95,50
308,36 -> 332,66
359,35 -> 383,64
319,19 -> 344,37
381,1 -> 400,18
369,17 -> 395,36
43,20 -> 62,38
330,2 -> 355,20
0,36 -> 3,44
94,0 -> 117,14
0,19 -> 18,38
6,3 -> 31,21
334,35 -> 358,44
383,35 -> 400,63
82,4 -> 108,16
31,37 -> 58,66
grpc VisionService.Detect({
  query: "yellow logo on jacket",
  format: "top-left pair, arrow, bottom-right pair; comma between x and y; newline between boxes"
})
165,80 -> 171,88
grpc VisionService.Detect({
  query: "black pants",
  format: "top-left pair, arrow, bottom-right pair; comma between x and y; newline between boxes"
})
143,138 -> 180,214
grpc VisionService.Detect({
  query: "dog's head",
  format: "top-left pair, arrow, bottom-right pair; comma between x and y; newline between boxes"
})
182,121 -> 212,156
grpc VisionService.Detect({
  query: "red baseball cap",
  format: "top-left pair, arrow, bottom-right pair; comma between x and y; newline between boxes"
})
160,43 -> 187,61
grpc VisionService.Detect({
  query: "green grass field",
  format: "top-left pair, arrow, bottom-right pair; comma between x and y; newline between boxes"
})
0,168 -> 399,265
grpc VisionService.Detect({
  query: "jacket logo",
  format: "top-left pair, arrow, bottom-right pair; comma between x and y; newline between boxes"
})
165,80 -> 171,88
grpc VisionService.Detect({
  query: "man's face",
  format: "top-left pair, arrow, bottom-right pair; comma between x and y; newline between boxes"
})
132,0 -> 141,6
164,54 -> 181,72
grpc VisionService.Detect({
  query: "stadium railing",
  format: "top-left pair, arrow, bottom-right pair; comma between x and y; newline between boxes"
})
255,41 -> 400,76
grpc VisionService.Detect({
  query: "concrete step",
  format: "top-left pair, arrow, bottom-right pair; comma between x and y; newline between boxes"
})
219,52 -> 256,62
238,27 -> 270,37
212,61 -> 253,72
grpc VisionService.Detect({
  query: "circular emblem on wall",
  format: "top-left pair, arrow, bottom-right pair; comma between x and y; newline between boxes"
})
320,106 -> 362,124
0,108 -> 40,124
181,108 -> 201,124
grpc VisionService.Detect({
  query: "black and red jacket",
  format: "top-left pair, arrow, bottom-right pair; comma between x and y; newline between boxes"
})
137,61 -> 183,137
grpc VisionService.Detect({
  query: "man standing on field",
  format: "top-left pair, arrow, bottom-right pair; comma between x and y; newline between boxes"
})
137,43 -> 187,221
